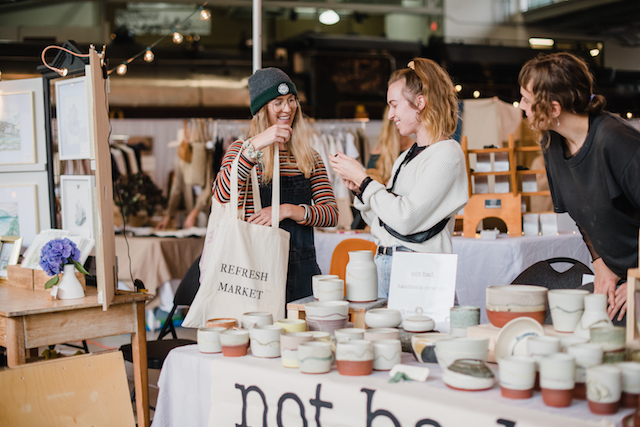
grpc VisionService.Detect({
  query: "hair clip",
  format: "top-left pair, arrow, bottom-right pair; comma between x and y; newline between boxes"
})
590,93 -> 595,101
407,61 -> 415,70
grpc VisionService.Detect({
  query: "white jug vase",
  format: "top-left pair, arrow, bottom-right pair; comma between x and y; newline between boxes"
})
57,264 -> 85,300
573,293 -> 613,339
345,250 -> 377,303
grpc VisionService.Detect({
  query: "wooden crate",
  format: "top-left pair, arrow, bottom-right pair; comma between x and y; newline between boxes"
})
5,264 -> 86,292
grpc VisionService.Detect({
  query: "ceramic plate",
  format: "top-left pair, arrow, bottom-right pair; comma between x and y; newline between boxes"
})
494,317 -> 544,362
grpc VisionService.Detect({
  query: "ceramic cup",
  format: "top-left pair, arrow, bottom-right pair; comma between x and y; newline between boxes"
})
298,341 -> 334,374
372,339 -> 402,371
587,365 -> 622,415
434,337 -> 490,370
527,336 -> 560,366
548,289 -> 589,333
241,312 -> 274,330
559,336 -> 589,353
308,331 -> 331,342
334,328 -> 365,344
363,328 -> 400,342
250,325 -> 283,358
304,301 -> 350,335
280,332 -> 314,368
220,329 -> 250,357
617,362 -> 640,408
364,308 -> 402,329
411,333 -> 453,364
312,274 -> 339,300
450,306 -> 481,337
315,278 -> 345,302
498,356 -> 537,399
336,339 -> 374,376
197,326 -> 227,354
590,326 -> 626,364
539,353 -> 576,408
206,317 -> 238,329
275,318 -> 307,333
567,343 -> 604,399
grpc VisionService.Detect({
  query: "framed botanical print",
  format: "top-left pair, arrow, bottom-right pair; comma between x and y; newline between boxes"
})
0,236 -> 22,278
55,77 -> 91,160
60,175 -> 95,240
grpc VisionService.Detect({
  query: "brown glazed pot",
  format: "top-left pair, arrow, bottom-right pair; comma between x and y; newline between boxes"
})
501,387 -> 533,399
588,400 -> 620,415
337,360 -> 373,376
221,344 -> 248,357
487,310 -> 546,328
574,382 -> 587,400
541,388 -> 573,408
622,392 -> 640,408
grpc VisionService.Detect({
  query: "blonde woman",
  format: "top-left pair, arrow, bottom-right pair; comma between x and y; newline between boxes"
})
213,68 -> 338,302
330,58 -> 469,298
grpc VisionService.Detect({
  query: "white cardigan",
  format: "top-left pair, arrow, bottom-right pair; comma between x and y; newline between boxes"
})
355,139 -> 469,253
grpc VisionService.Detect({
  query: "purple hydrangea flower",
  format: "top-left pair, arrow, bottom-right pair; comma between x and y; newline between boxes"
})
39,238 -> 81,277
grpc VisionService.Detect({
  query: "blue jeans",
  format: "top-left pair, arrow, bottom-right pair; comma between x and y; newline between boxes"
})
374,254 -> 393,299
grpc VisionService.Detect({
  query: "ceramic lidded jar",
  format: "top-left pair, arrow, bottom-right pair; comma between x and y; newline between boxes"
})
574,294 -> 613,339
345,250 -> 377,303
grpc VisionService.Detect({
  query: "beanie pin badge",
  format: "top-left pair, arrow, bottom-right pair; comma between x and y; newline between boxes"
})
277,83 -> 289,95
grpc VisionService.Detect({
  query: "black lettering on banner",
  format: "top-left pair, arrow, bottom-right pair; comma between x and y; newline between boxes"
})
277,393 -> 307,427
256,290 -> 263,300
242,268 -> 249,278
496,419 -> 516,427
249,270 -> 256,280
219,283 -> 229,292
242,288 -> 249,297
415,420 -> 441,427
262,272 -> 268,282
235,285 -> 242,295
221,263 -> 228,273
309,384 -> 333,426
235,384 -> 267,427
361,388 -> 400,427
250,289 -> 257,298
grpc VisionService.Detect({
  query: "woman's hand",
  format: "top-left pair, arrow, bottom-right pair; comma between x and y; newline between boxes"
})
612,282 -> 628,321
249,124 -> 293,151
342,178 -> 360,193
247,204 -> 305,226
329,152 -> 368,187
156,216 -> 171,230
593,258 -> 622,320
183,208 -> 199,229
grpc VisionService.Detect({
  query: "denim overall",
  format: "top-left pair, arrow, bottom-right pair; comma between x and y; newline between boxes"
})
260,174 -> 320,303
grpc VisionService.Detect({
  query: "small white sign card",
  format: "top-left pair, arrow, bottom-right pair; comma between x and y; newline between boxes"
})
388,252 -> 458,333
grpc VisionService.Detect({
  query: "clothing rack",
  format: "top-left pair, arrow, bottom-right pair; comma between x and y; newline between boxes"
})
312,118 -> 369,132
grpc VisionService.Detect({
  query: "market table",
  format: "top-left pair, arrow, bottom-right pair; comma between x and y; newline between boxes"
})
152,345 -> 633,427
314,230 -> 591,323
0,284 -> 153,427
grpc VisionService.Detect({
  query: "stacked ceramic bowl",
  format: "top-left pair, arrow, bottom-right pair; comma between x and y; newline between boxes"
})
486,285 -> 548,327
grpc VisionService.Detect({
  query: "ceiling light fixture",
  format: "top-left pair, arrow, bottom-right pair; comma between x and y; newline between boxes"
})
319,10 -> 340,25
590,48 -> 600,57
529,38 -> 554,48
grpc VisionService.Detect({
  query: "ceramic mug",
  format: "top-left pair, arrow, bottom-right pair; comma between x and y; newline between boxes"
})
617,362 -> 640,408
363,328 -> 400,342
567,343 -> 604,400
450,306 -> 481,337
312,274 -> 339,300
241,312 -> 273,330
206,317 -> 238,330
250,325 -> 283,358
547,289 -> 589,333
315,278 -> 345,302
280,332 -> 314,368
559,336 -> 588,353
498,356 -> 536,399
336,339 -> 374,376
308,331 -> 331,342
220,329 -> 250,357
586,365 -> 622,415
527,336 -> 560,367
372,339 -> 402,371
275,318 -> 307,333
298,341 -> 334,374
590,326 -> 626,364
334,328 -> 365,343
197,326 -> 226,354
539,353 -> 576,408
304,301 -> 349,335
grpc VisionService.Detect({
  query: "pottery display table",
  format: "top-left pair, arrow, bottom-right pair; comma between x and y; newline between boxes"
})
287,295 -> 387,329
152,345 -> 634,427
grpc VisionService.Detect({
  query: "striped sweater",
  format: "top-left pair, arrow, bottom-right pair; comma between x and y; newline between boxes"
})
213,140 -> 339,227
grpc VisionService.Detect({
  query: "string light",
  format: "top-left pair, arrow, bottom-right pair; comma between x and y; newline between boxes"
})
200,9 -> 211,20
144,48 -> 155,63
627,112 -> 633,119
513,101 -> 519,108
473,90 -> 480,98
455,84 -> 462,92
173,32 -> 184,44
116,63 -> 128,75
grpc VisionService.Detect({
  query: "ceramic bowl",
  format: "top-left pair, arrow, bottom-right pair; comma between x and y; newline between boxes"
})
411,333 -> 452,364
494,317 -> 545,361
364,308 -> 402,329
442,359 -> 495,391
434,337 -> 490,370
486,285 -> 548,328
304,301 -> 349,335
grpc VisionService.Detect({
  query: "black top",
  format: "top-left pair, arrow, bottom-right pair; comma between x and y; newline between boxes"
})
543,112 -> 640,278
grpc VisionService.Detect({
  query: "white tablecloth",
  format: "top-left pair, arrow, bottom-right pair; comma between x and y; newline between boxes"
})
314,230 -> 591,323
152,345 -> 632,427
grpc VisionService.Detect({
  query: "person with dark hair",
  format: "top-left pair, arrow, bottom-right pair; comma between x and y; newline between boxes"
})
518,52 -> 640,323
213,68 -> 338,302
330,58 -> 469,298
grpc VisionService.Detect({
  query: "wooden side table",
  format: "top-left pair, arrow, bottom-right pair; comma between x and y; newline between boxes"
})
287,296 -> 387,329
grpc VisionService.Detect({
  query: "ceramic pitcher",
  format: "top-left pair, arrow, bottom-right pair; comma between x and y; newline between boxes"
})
345,250 -> 377,302
574,294 -> 613,339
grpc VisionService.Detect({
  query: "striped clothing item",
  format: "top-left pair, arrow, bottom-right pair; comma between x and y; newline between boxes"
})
213,140 -> 338,227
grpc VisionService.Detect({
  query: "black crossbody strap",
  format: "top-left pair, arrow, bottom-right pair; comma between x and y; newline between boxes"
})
379,216 -> 451,244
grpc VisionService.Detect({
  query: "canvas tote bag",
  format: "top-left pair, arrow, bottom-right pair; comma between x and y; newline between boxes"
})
183,147 -> 290,327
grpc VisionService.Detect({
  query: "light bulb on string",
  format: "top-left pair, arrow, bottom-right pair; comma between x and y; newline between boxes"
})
144,48 -> 155,63
117,63 -> 128,75
173,32 -> 184,44
200,9 -> 211,21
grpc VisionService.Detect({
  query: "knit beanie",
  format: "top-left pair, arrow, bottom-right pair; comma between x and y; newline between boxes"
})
248,68 -> 298,116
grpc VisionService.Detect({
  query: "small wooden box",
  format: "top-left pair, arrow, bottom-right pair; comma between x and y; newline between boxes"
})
5,264 -> 86,292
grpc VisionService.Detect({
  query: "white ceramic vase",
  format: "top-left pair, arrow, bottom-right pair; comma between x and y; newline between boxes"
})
574,294 -> 613,339
345,250 -> 377,303
57,264 -> 85,300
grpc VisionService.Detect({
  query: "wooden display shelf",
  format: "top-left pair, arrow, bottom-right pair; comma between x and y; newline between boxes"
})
470,171 -> 511,177
626,268 -> 640,343
286,295 -> 387,329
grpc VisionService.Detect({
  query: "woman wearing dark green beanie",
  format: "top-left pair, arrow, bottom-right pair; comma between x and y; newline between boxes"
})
213,67 -> 339,302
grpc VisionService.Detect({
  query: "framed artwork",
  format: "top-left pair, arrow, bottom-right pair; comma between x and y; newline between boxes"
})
60,175 -> 95,240
0,236 -> 22,278
55,77 -> 91,160
0,91 -> 36,166
0,184 -> 39,248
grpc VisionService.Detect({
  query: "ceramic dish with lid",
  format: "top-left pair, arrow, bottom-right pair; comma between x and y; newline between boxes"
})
364,308 -> 402,329
402,307 -> 435,333
494,317 -> 545,362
